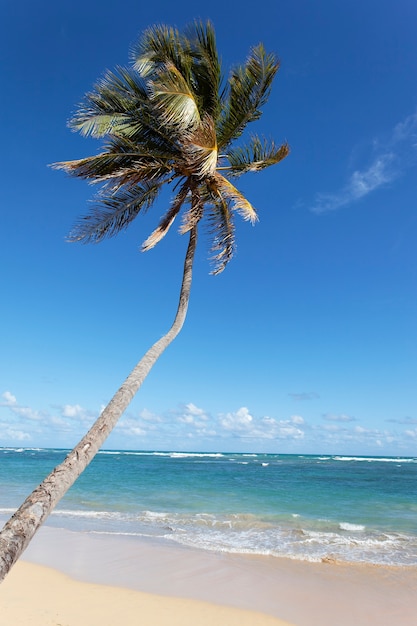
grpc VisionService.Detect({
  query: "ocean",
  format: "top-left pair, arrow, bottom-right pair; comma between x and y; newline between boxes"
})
1,448 -> 416,566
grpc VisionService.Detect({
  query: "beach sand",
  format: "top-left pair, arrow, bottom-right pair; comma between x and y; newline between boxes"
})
1,525 -> 416,626
0,561 -> 291,626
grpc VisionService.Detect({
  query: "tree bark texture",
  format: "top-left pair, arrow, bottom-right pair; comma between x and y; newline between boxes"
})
0,227 -> 197,582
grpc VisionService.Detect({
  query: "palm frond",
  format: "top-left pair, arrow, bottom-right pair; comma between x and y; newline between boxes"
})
212,174 -> 258,224
71,113 -> 135,138
52,153 -> 169,184
179,186 -> 204,234
180,115 -> 218,178
217,44 -> 279,148
148,64 -> 200,130
187,20 -> 222,118
142,181 -> 190,251
132,25 -> 192,83
226,137 -> 289,176
68,183 -> 161,243
52,133 -> 175,187
69,68 -> 148,138
205,181 -> 235,275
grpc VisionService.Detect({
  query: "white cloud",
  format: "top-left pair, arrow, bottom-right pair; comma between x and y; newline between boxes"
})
0,427 -> 31,442
219,407 -> 253,432
50,415 -> 71,427
277,425 -> 304,439
310,419 -> 410,452
387,416 -> 417,425
217,409 -> 305,441
59,403 -> 99,424
12,406 -> 43,421
1,391 -> 42,420
176,403 -> 211,429
321,423 -> 343,432
176,403 -> 210,427
139,408 -> 162,423
312,154 -> 396,213
1,391 -> 17,406
311,109 -> 417,213
62,404 -> 85,418
184,403 -> 208,418
179,414 -> 194,424
392,110 -> 417,144
1,390 -> 416,454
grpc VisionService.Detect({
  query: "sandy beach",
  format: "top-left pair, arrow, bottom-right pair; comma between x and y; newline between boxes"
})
1,525 -> 416,626
0,560 -> 291,626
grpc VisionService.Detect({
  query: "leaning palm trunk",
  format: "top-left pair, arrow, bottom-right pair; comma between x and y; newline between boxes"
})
0,227 -> 197,582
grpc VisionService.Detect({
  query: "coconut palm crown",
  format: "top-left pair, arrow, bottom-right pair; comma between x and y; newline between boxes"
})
54,21 -> 289,274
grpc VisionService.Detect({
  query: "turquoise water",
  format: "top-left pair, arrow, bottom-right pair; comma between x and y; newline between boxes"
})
1,448 -> 416,565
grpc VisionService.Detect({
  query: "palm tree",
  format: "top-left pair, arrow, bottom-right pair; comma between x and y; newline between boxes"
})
0,21 -> 288,581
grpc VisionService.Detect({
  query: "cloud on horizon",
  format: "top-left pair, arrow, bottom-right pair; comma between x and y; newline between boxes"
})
311,109 -> 417,214
1,391 -> 416,454
386,416 -> 417,425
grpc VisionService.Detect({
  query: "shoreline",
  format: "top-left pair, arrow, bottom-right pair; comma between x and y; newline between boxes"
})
1,525 -> 417,626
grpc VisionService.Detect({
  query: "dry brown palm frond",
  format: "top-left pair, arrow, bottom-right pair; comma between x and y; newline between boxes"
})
141,181 -> 190,251
212,173 -> 258,224
180,115 -> 218,178
179,186 -> 204,234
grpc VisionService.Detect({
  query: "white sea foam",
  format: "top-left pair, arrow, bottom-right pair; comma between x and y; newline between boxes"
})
1,447 -> 42,453
143,510 -> 170,520
333,456 -> 417,463
42,506 -> 417,566
53,509 -> 122,520
339,522 -> 366,532
98,451 -> 226,458
98,450 -> 121,455
169,452 -> 224,458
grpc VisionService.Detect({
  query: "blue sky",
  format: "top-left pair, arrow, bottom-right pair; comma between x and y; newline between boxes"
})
1,0 -> 416,455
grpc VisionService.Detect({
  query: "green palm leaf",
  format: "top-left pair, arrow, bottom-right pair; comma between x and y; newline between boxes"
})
68,182 -> 161,243
226,136 -> 289,176
69,68 -> 148,138
52,152 -> 170,184
132,25 -> 192,83
205,184 -> 235,275
148,64 -> 200,130
187,20 -> 222,118
217,44 -> 279,148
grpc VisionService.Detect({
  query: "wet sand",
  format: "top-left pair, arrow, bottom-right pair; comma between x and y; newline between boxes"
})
1,525 -> 416,625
